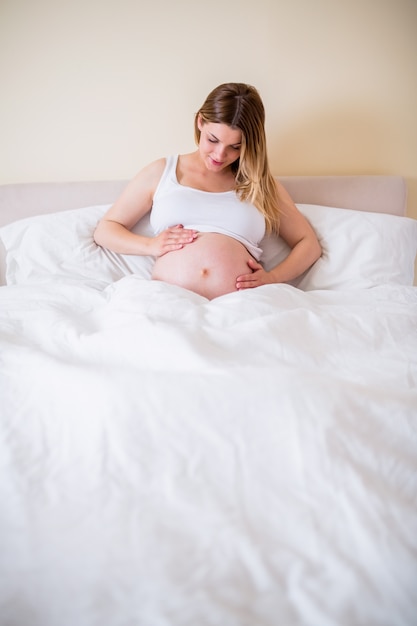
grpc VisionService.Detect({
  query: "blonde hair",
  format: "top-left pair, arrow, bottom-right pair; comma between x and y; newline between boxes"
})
194,83 -> 280,233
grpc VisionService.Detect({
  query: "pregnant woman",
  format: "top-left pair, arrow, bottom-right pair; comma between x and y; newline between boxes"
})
94,82 -> 321,299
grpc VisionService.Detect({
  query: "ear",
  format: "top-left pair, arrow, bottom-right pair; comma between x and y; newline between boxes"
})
197,115 -> 204,132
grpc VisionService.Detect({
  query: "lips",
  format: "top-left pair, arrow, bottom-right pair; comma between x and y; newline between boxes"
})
210,157 -> 223,167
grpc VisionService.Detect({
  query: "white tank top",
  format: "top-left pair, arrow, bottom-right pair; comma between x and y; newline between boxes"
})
150,155 -> 265,259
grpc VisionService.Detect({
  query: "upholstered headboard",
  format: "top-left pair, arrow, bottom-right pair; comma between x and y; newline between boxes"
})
0,176 -> 407,229
0,175 -> 408,285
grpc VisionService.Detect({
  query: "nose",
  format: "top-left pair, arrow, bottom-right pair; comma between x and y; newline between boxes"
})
213,145 -> 226,161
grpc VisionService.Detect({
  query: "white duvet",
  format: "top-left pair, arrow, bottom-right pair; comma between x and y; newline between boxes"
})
0,277 -> 416,626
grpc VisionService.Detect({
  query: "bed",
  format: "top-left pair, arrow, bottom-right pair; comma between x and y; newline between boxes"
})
0,175 -> 416,626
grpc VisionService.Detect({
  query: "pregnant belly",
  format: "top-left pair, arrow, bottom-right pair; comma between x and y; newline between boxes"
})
151,233 -> 254,299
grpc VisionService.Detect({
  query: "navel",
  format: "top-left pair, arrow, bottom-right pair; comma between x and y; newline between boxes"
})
200,267 -> 210,278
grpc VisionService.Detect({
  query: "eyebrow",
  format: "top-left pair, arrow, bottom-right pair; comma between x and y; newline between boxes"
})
209,132 -> 241,148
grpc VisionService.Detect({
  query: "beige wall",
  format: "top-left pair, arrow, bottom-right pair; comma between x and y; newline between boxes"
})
1,0 -> 416,217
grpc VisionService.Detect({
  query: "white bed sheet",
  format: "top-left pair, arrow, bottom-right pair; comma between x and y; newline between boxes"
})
0,277 -> 416,626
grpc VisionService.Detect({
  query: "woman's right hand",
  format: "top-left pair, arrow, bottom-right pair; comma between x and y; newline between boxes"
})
149,224 -> 198,257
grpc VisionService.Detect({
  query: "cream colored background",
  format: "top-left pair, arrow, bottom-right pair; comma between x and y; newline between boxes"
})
1,0 -> 416,218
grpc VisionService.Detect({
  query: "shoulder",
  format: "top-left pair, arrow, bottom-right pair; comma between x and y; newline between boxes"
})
131,157 -> 167,191
111,158 -> 168,213
274,178 -> 292,203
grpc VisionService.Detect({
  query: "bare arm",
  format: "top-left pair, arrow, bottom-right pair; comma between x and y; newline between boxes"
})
266,180 -> 322,282
93,158 -> 197,257
236,180 -> 322,289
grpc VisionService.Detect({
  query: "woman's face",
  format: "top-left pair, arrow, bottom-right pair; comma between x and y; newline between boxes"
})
198,118 -> 242,172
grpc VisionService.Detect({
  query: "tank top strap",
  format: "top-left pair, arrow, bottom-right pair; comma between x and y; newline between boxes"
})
153,155 -> 178,200
165,155 -> 178,181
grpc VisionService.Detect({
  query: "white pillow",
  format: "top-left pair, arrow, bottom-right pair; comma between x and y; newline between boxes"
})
1,202 -> 416,291
0,205 -> 155,289
261,204 -> 417,290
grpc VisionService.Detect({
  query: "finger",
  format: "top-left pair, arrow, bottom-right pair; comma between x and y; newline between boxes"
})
236,271 -> 257,283
169,226 -> 197,238
166,230 -> 197,243
247,257 -> 263,271
162,234 -> 197,252
236,276 -> 258,289
236,280 -> 258,290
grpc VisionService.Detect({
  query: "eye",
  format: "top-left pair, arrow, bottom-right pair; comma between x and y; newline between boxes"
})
208,138 -> 218,144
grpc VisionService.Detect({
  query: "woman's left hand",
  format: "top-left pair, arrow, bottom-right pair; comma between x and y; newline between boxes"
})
235,258 -> 273,290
